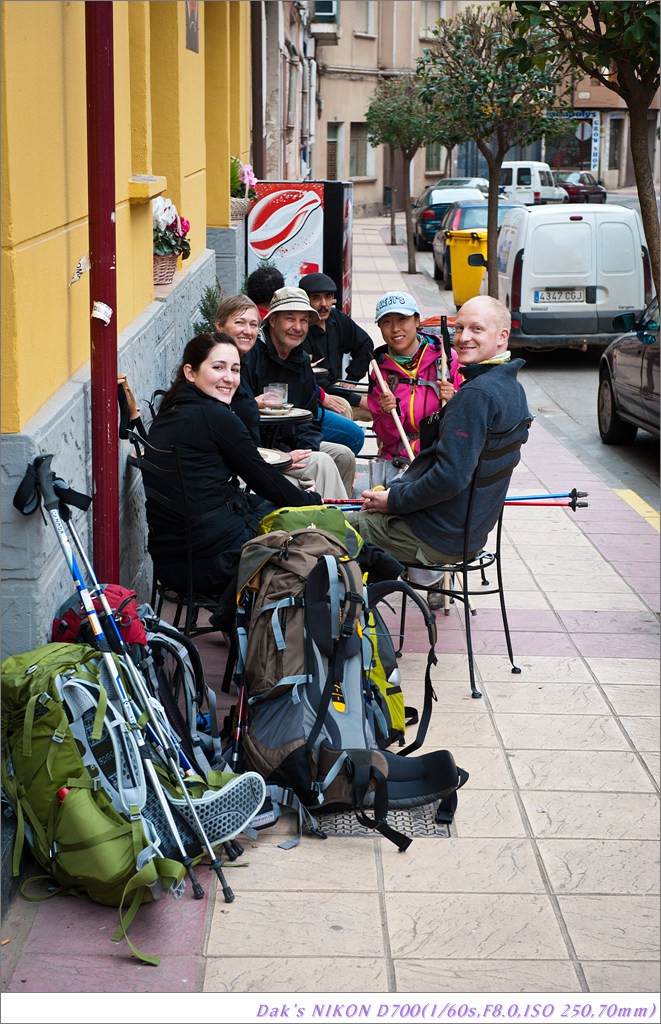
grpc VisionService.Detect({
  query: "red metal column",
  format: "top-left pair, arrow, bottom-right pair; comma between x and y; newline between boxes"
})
85,2 -> 119,580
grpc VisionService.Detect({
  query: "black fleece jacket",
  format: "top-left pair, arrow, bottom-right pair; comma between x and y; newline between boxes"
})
145,381 -> 321,588
302,308 -> 374,406
242,329 -> 322,451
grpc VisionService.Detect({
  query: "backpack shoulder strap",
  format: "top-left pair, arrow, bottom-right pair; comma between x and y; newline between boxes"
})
367,580 -> 438,755
305,556 -> 365,758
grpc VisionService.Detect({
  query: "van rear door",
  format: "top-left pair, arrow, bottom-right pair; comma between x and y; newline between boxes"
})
519,210 -> 598,335
596,213 -> 644,330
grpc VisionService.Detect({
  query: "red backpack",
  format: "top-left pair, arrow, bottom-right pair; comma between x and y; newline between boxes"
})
51,584 -> 147,648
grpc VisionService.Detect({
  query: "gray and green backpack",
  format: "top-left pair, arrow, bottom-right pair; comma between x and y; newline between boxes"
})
231,528 -> 469,850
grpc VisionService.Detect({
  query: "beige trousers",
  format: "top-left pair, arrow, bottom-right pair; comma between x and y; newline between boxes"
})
283,448 -> 350,500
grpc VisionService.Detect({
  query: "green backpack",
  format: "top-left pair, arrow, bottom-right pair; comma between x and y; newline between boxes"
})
1,642 -> 186,965
258,504 -> 364,558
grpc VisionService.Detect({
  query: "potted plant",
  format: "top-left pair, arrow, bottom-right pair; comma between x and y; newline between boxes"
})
230,157 -> 257,220
152,197 -> 191,285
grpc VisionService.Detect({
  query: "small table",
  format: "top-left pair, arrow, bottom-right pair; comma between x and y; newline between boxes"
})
258,406 -> 314,447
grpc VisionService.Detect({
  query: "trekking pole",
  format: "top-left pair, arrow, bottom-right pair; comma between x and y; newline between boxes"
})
57,500 -> 245,872
48,476 -> 236,903
369,359 -> 416,463
30,455 -> 206,901
506,490 -> 588,502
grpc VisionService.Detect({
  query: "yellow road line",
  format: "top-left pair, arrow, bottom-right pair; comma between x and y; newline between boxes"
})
614,489 -> 660,532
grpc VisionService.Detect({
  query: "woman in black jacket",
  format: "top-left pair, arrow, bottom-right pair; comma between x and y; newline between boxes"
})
146,333 -> 322,599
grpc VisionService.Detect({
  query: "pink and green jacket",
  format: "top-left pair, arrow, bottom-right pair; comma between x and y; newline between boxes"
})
367,333 -> 462,460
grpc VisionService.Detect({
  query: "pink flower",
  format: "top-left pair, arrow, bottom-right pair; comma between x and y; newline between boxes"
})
179,217 -> 190,236
239,163 -> 257,189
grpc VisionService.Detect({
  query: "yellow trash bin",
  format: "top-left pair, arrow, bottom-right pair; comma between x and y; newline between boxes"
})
446,229 -> 488,308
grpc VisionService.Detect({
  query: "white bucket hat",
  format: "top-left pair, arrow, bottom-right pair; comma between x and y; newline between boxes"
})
374,290 -> 420,323
263,287 -> 321,325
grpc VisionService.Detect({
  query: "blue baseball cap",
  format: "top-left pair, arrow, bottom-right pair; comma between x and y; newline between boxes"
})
375,291 -> 420,323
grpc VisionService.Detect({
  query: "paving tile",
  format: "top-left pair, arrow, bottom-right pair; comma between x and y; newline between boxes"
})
206,892 -> 384,958
423,711 -> 500,748
533,573 -> 633,594
619,716 -> 660,751
223,835 -> 379,890
386,893 -> 569,959
495,713 -> 631,751
557,895 -> 660,960
520,791 -> 660,840
393,959 -> 582,993
476,655 -> 595,683
569,631 -> 660,659
537,838 -> 660,895
203,956 -> 389,993
602,684 -> 660,716
640,751 -> 659,785
581,960 -> 661,993
3,952 -> 203,993
509,749 -> 656,791
558,609 -> 660,635
483,681 -> 610,715
448,745 -> 515,791
470,631 -> 580,657
452,789 -> 527,838
19,885 -> 208,958
381,838 -> 545,892
586,658 -> 660,684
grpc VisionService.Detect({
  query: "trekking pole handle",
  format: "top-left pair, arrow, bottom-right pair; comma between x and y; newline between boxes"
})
53,478 -> 92,512
34,454 -> 59,510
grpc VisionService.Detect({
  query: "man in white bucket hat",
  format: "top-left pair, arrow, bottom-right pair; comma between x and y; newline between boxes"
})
243,287 -> 355,499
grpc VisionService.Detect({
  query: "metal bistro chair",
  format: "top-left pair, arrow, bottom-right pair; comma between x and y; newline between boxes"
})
399,417 -> 533,700
126,428 -> 224,639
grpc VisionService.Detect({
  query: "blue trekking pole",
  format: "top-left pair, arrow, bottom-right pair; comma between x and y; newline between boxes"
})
27,455 -> 206,901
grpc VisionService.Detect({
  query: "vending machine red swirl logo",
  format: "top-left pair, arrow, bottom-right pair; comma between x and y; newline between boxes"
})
247,186 -> 324,278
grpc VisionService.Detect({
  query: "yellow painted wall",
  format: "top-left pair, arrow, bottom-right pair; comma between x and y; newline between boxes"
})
1,0 -> 242,435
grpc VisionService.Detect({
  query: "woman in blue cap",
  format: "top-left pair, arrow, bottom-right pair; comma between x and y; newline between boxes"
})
368,290 -> 462,462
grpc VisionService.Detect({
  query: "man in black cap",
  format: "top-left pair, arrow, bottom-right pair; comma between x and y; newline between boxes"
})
299,272 -> 374,422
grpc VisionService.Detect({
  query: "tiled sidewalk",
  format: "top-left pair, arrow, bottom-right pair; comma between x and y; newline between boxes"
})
2,217 -> 659,1016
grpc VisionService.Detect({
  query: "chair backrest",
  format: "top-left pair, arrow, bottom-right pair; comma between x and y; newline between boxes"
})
463,417 -> 533,558
126,428 -> 195,595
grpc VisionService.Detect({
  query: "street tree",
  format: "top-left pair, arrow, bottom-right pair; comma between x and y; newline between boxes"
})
502,1 -> 660,299
417,4 -> 572,297
365,74 -> 457,273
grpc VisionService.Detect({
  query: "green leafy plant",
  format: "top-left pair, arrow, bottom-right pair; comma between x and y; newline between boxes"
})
192,281 -> 224,334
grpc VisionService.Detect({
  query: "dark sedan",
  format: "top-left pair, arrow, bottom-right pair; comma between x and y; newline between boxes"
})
431,199 -> 524,289
598,297 -> 660,444
411,186 -> 485,250
554,170 -> 607,203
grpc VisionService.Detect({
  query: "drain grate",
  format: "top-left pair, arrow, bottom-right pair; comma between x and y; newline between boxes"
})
309,802 -> 451,838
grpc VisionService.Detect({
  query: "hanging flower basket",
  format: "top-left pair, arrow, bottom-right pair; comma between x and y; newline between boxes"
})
153,253 -> 179,286
230,196 -> 252,220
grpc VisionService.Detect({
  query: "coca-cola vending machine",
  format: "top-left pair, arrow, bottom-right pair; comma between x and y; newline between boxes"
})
246,180 -> 353,314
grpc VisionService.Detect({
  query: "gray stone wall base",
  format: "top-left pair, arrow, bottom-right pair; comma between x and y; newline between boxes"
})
207,222 -> 247,295
1,249 -> 217,660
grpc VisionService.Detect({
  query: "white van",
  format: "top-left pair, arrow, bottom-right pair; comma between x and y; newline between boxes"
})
472,203 -> 652,350
499,160 -> 565,205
